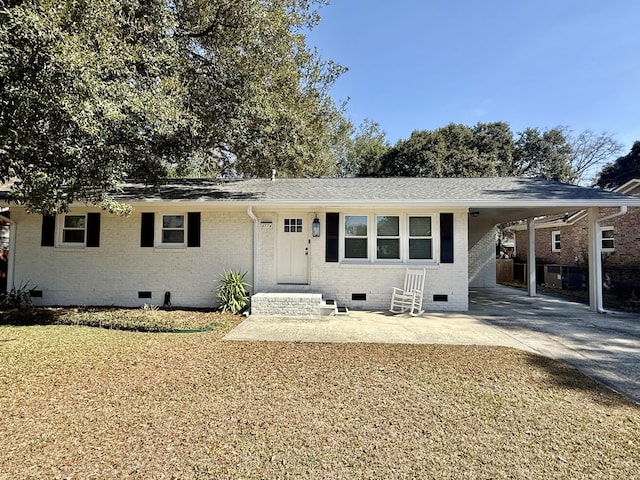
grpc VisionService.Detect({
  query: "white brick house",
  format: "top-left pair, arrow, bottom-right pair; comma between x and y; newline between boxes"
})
2,177 -> 639,312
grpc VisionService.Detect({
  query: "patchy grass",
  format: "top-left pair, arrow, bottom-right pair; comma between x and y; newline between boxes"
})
0,315 -> 638,479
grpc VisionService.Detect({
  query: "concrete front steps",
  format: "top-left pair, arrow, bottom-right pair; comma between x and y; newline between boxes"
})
251,292 -> 349,316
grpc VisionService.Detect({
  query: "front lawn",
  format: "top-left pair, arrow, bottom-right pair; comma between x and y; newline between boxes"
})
0,312 -> 638,479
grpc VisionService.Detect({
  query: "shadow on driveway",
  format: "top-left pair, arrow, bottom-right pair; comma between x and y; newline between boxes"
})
470,286 -> 640,405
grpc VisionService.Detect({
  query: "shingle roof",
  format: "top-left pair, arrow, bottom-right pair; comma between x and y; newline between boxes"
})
3,177 -> 640,208
112,177 -> 640,207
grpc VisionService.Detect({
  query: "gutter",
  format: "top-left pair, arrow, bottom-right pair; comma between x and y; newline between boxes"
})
0,211 -> 15,293
596,205 -> 627,225
246,206 -> 259,294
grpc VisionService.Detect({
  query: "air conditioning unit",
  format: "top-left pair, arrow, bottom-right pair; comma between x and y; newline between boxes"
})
543,265 -> 583,290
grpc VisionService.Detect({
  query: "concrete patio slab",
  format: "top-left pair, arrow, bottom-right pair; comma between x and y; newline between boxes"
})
224,309 -> 532,350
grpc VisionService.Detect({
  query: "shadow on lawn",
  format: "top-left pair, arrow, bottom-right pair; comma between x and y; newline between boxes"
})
525,352 -> 636,407
0,307 -> 58,326
0,307 -> 233,333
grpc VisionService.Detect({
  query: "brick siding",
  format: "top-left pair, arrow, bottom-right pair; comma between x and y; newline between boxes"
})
514,206 -> 640,266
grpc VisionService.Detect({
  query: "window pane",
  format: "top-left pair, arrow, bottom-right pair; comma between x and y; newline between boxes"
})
602,229 -> 614,239
409,238 -> 432,259
345,238 -> 367,258
63,229 -> 85,243
163,230 -> 185,243
345,216 -> 367,236
163,215 -> 184,228
377,216 -> 399,236
602,240 -> 614,249
410,217 -> 431,236
64,215 -> 85,228
377,239 -> 400,259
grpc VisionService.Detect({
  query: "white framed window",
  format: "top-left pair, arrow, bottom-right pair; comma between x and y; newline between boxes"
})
61,214 -> 87,245
376,215 -> 400,260
551,231 -> 561,252
344,215 -> 368,259
601,227 -> 615,251
161,214 -> 185,245
343,213 -> 436,263
408,216 -> 433,260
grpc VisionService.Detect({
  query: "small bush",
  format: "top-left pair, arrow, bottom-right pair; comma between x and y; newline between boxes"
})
217,270 -> 251,314
0,281 -> 35,310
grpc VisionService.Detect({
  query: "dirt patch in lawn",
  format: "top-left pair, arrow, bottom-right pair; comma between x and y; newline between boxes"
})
0,316 -> 638,479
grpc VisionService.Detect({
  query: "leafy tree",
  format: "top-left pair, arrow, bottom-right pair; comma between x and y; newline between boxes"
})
340,119 -> 389,177
596,141 -> 640,190
512,128 -> 574,182
0,0 -> 345,213
474,122 -> 514,177
376,122 -> 516,178
376,128 -> 446,177
374,123 -> 576,182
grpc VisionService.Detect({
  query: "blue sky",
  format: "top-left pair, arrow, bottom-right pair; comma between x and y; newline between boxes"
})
306,1 -> 640,152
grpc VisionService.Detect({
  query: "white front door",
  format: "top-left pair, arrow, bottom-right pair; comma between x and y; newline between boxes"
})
277,215 -> 309,284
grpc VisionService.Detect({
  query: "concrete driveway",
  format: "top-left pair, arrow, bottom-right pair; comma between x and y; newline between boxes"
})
224,286 -> 640,404
470,286 -> 640,404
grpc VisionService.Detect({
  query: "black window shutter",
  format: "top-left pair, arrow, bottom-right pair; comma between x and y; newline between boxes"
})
41,214 -> 56,247
440,213 -> 454,263
325,212 -> 339,262
187,212 -> 201,247
86,213 -> 101,247
141,213 -> 154,247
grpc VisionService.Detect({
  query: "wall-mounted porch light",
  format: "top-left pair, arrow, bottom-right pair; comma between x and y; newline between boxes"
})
312,215 -> 321,237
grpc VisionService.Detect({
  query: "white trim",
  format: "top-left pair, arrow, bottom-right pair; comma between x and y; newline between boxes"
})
0,213 -> 15,292
156,213 -> 186,248
551,230 -> 561,252
601,226 -> 615,252
57,213 -> 88,248
247,206 -> 259,293
341,212 -> 438,265
527,218 -> 537,297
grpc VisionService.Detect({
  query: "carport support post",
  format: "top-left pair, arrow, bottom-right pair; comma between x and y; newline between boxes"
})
527,217 -> 537,297
587,208 -> 603,312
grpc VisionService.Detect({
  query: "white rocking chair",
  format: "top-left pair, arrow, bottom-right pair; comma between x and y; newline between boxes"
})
390,268 -> 426,316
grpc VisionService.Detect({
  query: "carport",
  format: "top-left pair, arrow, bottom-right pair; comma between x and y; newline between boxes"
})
466,178 -> 640,313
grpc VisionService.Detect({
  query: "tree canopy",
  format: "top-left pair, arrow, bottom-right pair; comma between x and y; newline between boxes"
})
595,141 -> 640,190
362,123 -> 622,184
1,0 -> 345,213
370,123 -> 576,182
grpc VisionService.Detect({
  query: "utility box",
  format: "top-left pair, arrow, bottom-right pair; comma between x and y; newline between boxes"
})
543,264 -> 583,290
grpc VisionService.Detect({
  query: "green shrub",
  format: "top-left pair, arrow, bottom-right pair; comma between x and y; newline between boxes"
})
0,281 -> 35,310
217,270 -> 251,314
